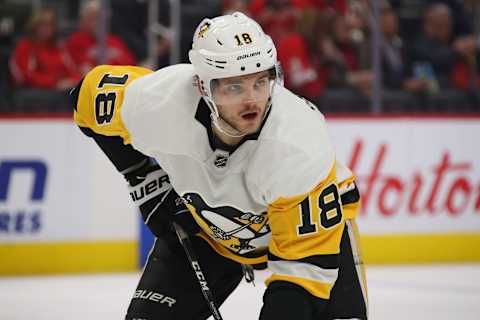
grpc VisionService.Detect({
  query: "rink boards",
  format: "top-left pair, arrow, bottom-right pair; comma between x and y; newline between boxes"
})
1,115 -> 479,274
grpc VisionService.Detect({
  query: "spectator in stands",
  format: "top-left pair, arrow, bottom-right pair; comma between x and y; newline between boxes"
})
389,0 -> 473,44
10,7 -> 80,90
66,0 -> 137,76
379,5 -> 424,92
275,4 -> 373,111
380,7 -> 429,92
321,13 -> 372,95
223,0 -> 251,14
448,3 -> 479,95
378,6 -> 425,111
380,6 -> 406,89
306,9 -> 372,112
406,3 -> 474,110
406,3 -> 456,91
249,0 -> 348,17
298,0 -> 348,14
249,0 -> 348,44
276,9 -> 327,102
248,0 -> 299,43
109,0 -> 149,65
345,0 -> 372,68
450,39 -> 479,92
110,0 -> 172,69
464,0 -> 480,36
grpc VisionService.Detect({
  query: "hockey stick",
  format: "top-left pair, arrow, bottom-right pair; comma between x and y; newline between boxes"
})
172,222 -> 224,320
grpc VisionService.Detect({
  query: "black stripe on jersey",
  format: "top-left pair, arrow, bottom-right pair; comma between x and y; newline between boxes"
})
78,127 -> 148,172
340,184 -> 360,205
69,78 -> 84,112
268,252 -> 339,270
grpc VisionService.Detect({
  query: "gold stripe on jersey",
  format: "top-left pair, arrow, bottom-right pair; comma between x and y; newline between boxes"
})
73,65 -> 153,144
265,162 -> 346,299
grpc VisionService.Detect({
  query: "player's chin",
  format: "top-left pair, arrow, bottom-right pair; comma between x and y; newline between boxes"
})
239,120 -> 262,135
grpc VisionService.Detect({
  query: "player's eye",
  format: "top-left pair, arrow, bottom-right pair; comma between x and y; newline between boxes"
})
254,78 -> 268,89
225,84 -> 243,94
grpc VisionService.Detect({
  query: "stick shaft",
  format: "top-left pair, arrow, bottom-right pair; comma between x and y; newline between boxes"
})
173,223 -> 224,320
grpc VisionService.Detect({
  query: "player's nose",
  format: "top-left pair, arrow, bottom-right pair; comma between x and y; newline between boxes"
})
242,87 -> 258,104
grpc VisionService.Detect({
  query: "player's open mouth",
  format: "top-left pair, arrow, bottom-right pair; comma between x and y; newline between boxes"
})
241,111 -> 258,121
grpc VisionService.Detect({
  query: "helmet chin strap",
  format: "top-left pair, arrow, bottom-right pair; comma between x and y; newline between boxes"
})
204,97 -> 246,138
202,79 -> 276,141
208,99 -> 273,140
211,114 -> 246,138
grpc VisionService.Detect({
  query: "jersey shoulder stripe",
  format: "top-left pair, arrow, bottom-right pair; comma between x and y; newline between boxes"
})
73,65 -> 153,144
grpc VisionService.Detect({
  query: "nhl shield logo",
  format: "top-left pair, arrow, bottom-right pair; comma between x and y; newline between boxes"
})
211,149 -> 230,169
214,154 -> 228,168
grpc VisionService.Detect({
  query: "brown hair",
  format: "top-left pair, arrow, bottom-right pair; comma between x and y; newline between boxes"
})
26,7 -> 58,40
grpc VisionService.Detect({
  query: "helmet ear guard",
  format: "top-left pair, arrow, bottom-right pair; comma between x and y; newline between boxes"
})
192,74 -> 208,97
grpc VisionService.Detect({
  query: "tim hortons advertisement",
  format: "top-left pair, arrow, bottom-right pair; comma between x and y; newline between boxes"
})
328,117 -> 480,235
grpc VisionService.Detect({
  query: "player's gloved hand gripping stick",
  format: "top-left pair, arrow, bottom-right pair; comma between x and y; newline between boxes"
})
173,222 -> 224,320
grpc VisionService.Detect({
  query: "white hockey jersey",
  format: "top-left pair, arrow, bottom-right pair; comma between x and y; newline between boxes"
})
75,64 -> 360,300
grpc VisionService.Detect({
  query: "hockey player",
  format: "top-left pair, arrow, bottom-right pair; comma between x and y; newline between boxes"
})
71,12 -> 368,320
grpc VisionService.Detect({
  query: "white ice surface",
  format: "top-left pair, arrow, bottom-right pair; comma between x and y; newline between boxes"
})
0,264 -> 479,319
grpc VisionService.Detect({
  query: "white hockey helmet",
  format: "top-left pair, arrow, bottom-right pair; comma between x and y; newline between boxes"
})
189,12 -> 281,102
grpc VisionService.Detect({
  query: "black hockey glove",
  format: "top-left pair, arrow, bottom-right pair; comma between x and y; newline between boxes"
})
124,159 -> 200,237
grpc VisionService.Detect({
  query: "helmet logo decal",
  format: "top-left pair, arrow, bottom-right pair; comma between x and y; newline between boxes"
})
236,51 -> 260,60
234,33 -> 253,46
198,22 -> 211,38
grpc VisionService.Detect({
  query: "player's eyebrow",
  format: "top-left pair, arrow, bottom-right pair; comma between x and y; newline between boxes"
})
220,72 -> 269,85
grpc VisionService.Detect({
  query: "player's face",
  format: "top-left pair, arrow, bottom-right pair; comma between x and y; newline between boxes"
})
212,71 -> 272,136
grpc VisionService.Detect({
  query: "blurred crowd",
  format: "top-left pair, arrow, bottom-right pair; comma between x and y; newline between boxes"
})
0,0 -> 479,113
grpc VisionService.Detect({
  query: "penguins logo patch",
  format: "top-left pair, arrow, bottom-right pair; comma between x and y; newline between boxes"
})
181,193 -> 270,254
